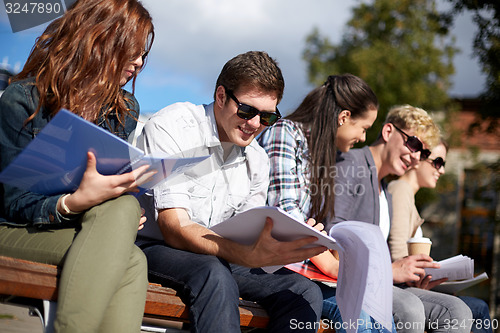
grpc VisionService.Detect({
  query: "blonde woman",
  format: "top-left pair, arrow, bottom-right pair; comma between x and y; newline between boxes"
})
388,140 -> 492,333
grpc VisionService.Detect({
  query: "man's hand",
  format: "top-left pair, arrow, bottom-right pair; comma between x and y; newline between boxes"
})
157,210 -> 327,268
392,254 -> 440,284
407,275 -> 448,290
244,218 -> 327,268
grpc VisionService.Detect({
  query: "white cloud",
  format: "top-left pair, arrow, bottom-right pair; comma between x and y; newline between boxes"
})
140,0 -> 354,113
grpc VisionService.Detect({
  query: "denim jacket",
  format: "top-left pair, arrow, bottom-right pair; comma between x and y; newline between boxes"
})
0,78 -> 140,227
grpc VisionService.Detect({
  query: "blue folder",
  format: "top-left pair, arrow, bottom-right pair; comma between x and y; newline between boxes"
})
0,109 -> 209,196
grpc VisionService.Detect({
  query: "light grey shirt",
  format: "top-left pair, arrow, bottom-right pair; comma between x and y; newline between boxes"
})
137,102 -> 269,229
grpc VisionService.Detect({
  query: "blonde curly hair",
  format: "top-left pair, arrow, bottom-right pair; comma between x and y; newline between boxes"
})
385,104 -> 441,149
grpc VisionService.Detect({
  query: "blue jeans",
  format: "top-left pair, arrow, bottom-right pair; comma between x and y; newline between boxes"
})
459,296 -> 492,333
318,283 -> 396,333
141,242 -> 323,333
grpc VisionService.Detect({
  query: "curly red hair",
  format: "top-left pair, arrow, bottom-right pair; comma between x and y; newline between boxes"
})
13,0 -> 154,125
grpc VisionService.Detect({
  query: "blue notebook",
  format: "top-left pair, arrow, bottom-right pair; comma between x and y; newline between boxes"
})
0,109 -> 209,196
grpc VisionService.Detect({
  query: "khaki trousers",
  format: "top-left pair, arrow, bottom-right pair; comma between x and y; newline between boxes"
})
0,195 -> 148,333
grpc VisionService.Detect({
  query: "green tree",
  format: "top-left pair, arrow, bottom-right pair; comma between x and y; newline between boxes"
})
303,0 -> 458,143
443,0 -> 500,133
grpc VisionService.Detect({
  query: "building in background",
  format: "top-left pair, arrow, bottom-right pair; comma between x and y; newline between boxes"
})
419,98 -> 499,320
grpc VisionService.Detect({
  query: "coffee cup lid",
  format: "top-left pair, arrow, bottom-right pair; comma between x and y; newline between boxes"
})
407,237 -> 432,244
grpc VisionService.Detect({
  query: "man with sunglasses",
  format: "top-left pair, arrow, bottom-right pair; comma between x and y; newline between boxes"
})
329,105 -> 473,332
136,51 -> 325,332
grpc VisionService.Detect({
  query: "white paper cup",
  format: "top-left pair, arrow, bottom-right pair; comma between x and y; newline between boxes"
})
407,237 -> 432,256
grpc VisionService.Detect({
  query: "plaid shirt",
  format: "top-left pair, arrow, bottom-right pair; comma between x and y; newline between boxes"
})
258,119 -> 311,222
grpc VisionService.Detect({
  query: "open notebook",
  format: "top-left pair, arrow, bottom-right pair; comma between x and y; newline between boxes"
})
0,109 -> 209,196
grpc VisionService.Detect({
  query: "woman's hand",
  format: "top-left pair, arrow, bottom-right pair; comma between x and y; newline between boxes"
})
138,208 -> 147,230
58,151 -> 156,214
306,218 -> 327,235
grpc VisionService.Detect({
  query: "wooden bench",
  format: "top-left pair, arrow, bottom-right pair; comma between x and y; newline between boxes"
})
0,255 -> 334,332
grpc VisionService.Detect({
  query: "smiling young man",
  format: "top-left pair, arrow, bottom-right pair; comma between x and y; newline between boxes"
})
330,105 -> 473,333
136,51 -> 326,332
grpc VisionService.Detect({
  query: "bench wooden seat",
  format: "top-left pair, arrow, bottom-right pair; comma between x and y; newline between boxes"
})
0,255 -> 333,332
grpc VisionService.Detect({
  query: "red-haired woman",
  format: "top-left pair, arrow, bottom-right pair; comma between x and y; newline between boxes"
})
0,1 -> 154,332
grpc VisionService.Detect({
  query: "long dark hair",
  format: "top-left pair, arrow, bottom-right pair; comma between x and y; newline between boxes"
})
13,0 -> 154,125
287,74 -> 378,222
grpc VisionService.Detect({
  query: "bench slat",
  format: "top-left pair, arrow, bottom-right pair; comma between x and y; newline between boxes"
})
0,256 -> 269,329
0,256 -> 59,301
0,256 -> 336,332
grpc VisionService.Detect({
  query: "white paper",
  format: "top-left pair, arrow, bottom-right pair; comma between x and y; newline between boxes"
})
432,272 -> 489,294
329,222 -> 393,333
425,254 -> 475,281
210,207 -> 341,273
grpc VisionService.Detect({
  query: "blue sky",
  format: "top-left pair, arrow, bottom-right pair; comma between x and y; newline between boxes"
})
0,0 -> 486,117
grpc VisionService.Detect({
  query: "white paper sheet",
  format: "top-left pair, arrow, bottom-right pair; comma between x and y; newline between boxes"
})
329,222 -> 393,333
425,254 -> 475,281
210,206 -> 341,274
432,272 -> 489,294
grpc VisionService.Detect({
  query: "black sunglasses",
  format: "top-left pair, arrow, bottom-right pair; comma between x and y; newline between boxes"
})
391,123 -> 429,158
427,157 -> 446,170
225,89 -> 281,126
419,148 -> 432,161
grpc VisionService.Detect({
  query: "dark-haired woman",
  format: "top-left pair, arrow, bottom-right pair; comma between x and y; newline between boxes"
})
259,74 -> 396,332
0,0 -> 154,332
